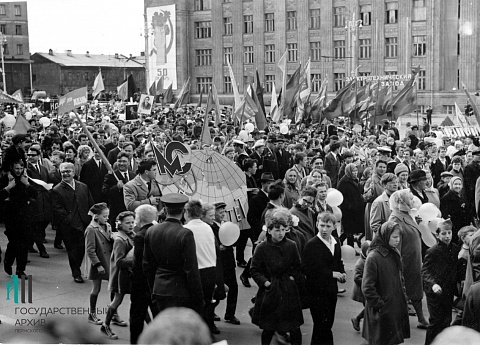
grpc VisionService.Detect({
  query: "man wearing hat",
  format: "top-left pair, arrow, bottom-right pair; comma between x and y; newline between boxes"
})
233,139 -> 249,170
262,136 -> 280,180
143,193 -> 204,315
250,140 -> 265,184
2,133 -> 27,173
409,169 -> 429,204
438,171 -> 453,198
275,136 -> 291,179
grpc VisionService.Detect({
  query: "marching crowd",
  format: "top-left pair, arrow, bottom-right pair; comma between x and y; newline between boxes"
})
2,100 -> 480,345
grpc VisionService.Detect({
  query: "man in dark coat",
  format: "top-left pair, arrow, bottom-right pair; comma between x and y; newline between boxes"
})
80,146 -> 108,204
324,141 -> 341,188
0,159 -> 38,277
102,151 -> 135,229
250,140 -> 265,185
275,137 -> 291,180
106,134 -> 126,165
143,193 -> 204,315
51,162 -> 94,283
431,146 -> 451,188
1,133 -> 27,172
464,151 -> 480,222
262,137 -> 280,180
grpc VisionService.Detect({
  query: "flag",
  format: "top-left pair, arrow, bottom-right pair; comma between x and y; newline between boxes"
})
0,91 -> 23,104
127,74 -> 136,100
92,70 -> 105,99
117,80 -> 128,101
227,60 -> 241,112
234,91 -> 258,122
156,76 -> 164,95
270,82 -> 280,122
196,87 -> 204,108
462,82 -> 480,126
284,65 -> 302,118
174,77 -> 191,107
164,83 -> 173,103
390,65 -> 421,107
373,84 -> 389,116
300,58 -> 312,90
12,89 -> 23,102
148,80 -> 157,96
212,84 -> 222,126
455,102 -> 470,127
323,79 -> 356,119
200,97 -> 213,146
392,78 -> 417,118
278,50 -> 288,105
255,69 -> 266,116
310,78 -> 328,124
12,114 -> 31,134
250,83 -> 267,130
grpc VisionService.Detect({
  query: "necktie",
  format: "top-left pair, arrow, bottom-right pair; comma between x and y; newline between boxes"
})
147,181 -> 152,193
123,172 -> 128,182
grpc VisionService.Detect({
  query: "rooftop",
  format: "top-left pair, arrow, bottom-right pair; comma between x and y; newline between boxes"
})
33,51 -> 144,68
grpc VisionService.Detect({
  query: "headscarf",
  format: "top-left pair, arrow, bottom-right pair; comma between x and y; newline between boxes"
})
345,163 -> 358,182
424,170 -> 436,192
369,221 -> 403,270
448,176 -> 462,192
389,189 -> 414,213
283,167 -> 299,189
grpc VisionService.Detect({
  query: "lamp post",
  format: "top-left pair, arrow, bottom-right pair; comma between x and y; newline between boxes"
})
0,33 -> 7,92
345,12 -> 362,123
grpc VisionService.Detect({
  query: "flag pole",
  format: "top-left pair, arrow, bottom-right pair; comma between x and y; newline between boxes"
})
239,98 -> 246,129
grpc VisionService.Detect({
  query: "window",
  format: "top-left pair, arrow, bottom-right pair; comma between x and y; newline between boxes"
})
413,0 -> 426,21
334,73 -> 345,91
3,44 -> 8,55
194,0 -> 211,11
358,72 -> 371,86
195,49 -> 212,66
333,40 -> 345,59
413,35 -> 426,56
224,17 -> 232,35
0,24 -> 5,35
84,72 -> 89,81
195,21 -> 212,38
310,42 -> 321,61
386,3 -> 398,24
224,76 -> 233,94
311,73 -> 322,92
0,5 -> 5,15
197,77 -> 213,93
333,7 -> 346,27
360,5 -> 371,26
14,5 -> 21,16
265,13 -> 275,32
265,75 -> 275,93
223,47 -> 233,64
417,70 -> 426,90
15,25 -> 22,35
244,15 -> 253,34
265,44 -> 275,63
385,71 -> 399,90
385,37 -> 398,58
443,105 -> 454,115
359,39 -> 371,59
286,11 -> 297,31
244,46 -> 254,64
417,105 -> 426,113
287,43 -> 298,62
309,9 -> 321,29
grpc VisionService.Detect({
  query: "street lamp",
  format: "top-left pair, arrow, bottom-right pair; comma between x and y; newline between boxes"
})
345,13 -> 362,123
0,33 -> 7,92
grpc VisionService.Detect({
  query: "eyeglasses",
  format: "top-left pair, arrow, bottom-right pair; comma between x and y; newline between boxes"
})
60,170 -> 73,173
27,153 -> 37,157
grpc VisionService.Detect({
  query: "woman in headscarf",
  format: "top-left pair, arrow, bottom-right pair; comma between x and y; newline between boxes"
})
394,163 -> 409,190
362,221 -> 410,345
337,163 -> 365,247
440,176 -> 469,243
283,168 -> 300,209
388,189 -> 429,329
424,170 -> 440,209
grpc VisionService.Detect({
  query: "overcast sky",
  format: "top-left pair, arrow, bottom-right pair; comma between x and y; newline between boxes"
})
25,0 -> 144,56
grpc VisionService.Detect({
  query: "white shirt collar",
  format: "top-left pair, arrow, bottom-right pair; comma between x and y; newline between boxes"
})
64,179 -> 75,190
317,233 -> 336,255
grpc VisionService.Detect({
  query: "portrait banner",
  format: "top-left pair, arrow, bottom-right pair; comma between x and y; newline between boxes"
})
138,94 -> 153,115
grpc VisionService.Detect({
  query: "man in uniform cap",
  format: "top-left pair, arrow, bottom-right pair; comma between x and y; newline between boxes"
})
143,193 -> 204,315
250,140 -> 265,184
233,139 -> 249,170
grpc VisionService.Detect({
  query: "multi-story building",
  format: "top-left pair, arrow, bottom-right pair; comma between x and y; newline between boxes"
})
0,1 -> 31,94
31,50 -> 146,97
145,0 -> 480,115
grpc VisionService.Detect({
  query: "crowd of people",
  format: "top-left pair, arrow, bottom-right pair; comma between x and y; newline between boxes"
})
2,99 -> 480,344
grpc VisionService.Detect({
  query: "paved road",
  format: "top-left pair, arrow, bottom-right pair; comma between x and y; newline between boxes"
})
0,226 -> 428,344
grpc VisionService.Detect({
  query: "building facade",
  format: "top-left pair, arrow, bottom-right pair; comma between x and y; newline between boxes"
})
31,51 -> 146,97
0,1 -> 31,95
145,0 -> 480,115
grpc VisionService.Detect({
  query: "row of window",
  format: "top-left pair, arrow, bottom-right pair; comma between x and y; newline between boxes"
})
0,4 -> 22,16
195,36 -> 426,68
196,70 -> 427,95
0,24 -> 24,36
1,43 -> 23,56
65,72 -> 142,83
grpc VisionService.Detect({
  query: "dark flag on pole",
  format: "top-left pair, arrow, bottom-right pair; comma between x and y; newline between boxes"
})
127,74 -> 136,100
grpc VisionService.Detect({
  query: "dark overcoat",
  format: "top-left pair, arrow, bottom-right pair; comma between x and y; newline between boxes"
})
337,175 -> 365,235
80,158 -> 108,204
27,163 -> 52,223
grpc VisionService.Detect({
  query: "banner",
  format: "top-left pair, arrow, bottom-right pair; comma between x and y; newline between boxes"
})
138,94 -> 153,115
146,4 -> 177,90
0,91 -> 23,104
58,87 -> 88,115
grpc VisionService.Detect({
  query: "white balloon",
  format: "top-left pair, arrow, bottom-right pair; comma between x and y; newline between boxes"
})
418,203 -> 439,222
238,130 -> 248,141
3,114 -> 15,128
25,111 -> 32,120
219,222 -> 240,246
280,125 -> 288,134
326,189 -> 344,207
39,117 -> 51,128
341,245 -> 356,260
245,123 -> 254,133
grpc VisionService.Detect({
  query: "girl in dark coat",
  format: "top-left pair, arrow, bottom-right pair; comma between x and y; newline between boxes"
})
84,203 -> 114,326
440,176 -> 470,243
362,221 -> 410,345
251,213 -> 304,345
337,163 -> 365,247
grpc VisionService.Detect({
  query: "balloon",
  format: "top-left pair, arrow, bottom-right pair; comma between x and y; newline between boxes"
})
353,124 -> 362,133
280,125 -> 288,134
24,111 -> 32,120
437,208 -> 442,218
418,203 -> 439,222
332,206 -> 342,222
219,222 -> 240,246
2,114 -> 15,128
39,117 -> 51,128
238,130 -> 248,141
341,245 -> 356,260
69,111 -> 76,119
418,222 -> 437,248
326,189 -> 344,207
245,123 -> 254,133
428,217 -> 443,233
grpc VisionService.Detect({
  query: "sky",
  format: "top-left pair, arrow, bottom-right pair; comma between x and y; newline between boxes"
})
25,0 -> 145,56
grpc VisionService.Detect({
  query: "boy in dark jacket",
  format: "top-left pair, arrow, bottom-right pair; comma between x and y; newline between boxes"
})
421,219 -> 461,345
